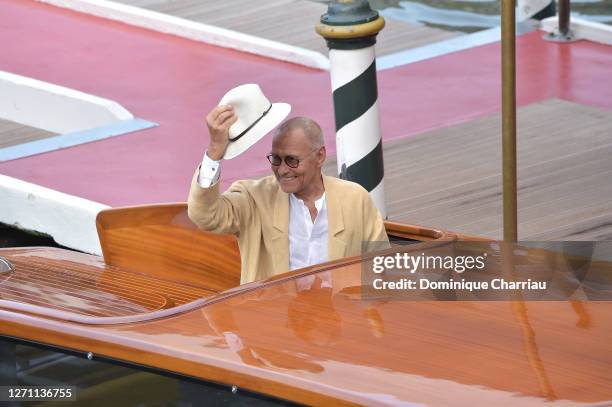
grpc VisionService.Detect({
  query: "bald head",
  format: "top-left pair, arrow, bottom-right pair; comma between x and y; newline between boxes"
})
274,117 -> 324,148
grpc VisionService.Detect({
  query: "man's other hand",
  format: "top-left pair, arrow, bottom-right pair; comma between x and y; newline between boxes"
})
206,105 -> 238,160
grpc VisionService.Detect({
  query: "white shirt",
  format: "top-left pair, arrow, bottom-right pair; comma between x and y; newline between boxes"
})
197,152 -> 221,187
197,153 -> 329,271
288,192 -> 328,271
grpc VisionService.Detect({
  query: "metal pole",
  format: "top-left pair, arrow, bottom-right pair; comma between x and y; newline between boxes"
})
503,5 -> 557,397
544,0 -> 575,42
316,1 -> 387,218
558,0 -> 570,36
502,0 -> 517,242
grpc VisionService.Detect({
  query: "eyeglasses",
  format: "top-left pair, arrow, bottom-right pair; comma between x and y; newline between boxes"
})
266,148 -> 319,169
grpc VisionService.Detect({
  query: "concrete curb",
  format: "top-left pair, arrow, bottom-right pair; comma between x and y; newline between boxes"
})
541,16 -> 612,45
0,175 -> 109,255
37,0 -> 330,70
0,70 -> 133,134
377,21 -> 539,71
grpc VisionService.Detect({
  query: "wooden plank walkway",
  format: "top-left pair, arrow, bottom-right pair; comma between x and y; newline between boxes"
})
324,99 -> 612,240
0,119 -> 56,149
112,0 -> 460,56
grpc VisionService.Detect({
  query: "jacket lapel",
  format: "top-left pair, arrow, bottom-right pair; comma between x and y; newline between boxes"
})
271,181 -> 290,271
323,175 -> 347,260
269,175 -> 347,271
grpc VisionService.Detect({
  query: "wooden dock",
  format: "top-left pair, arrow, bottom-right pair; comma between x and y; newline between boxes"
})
112,0 -> 460,57
2,99 -> 609,240
324,99 -> 612,241
0,119 -> 56,150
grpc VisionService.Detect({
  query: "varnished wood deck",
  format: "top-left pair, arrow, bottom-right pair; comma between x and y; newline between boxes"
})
325,99 -> 612,240
0,119 -> 56,149
112,0 -> 460,56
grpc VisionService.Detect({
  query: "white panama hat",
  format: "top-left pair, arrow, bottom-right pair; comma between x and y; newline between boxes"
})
219,84 -> 291,160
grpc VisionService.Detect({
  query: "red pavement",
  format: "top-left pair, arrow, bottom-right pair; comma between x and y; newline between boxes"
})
1,0 -> 611,207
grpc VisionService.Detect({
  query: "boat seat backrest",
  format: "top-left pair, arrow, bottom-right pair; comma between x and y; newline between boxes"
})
96,203 -> 241,292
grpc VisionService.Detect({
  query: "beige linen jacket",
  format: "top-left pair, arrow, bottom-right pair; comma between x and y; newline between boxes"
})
188,170 -> 389,284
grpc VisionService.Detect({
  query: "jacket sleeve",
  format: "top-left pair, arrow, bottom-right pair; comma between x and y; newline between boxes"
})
187,168 -> 253,236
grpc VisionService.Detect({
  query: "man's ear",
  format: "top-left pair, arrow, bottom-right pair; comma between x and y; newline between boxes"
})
318,146 -> 326,165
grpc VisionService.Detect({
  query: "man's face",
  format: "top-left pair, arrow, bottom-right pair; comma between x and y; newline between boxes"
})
270,128 -> 325,195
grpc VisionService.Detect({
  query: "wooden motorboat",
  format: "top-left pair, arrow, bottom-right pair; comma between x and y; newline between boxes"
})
1,204 -> 611,405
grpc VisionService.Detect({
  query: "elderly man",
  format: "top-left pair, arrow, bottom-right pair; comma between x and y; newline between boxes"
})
188,105 -> 388,284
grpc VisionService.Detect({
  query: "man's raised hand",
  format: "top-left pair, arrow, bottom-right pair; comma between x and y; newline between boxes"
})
206,105 -> 238,160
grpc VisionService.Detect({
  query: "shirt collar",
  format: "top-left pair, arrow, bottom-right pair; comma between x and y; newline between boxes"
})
290,192 -> 326,212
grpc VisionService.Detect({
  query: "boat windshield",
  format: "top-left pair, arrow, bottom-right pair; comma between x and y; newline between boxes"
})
0,336 -> 295,406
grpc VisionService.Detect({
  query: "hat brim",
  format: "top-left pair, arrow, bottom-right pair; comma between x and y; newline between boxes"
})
223,103 -> 291,160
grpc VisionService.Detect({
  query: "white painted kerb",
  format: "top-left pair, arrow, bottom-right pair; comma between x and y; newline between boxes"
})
37,0 -> 330,70
0,71 -> 133,134
0,175 -> 109,255
541,16 -> 612,45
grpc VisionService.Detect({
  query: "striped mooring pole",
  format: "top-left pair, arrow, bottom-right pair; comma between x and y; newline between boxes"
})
517,0 -> 555,21
316,0 -> 387,218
